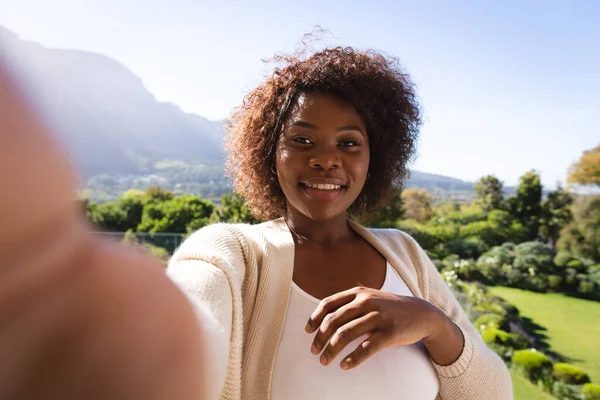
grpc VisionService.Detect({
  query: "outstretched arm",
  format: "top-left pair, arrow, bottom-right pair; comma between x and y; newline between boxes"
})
0,60 -> 208,400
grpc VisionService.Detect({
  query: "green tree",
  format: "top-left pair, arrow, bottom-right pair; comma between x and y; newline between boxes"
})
137,195 -> 215,233
368,189 -> 405,228
557,195 -> 600,263
539,185 -> 574,248
568,144 -> 600,187
509,170 -> 543,241
401,189 -> 435,223
210,193 -> 260,224
144,186 -> 174,202
474,175 -> 505,212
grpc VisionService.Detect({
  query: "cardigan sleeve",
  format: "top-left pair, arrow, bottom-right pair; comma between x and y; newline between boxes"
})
166,223 -> 251,400
400,232 -> 513,400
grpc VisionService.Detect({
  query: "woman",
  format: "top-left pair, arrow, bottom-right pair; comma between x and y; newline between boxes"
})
167,47 -> 512,399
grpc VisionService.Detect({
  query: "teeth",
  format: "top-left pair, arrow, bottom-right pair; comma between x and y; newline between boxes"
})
305,183 -> 341,190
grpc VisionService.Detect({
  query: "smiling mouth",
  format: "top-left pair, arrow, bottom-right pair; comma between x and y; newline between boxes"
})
299,182 -> 347,201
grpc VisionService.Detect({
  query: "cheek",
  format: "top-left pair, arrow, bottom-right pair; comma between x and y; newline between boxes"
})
275,149 -> 295,188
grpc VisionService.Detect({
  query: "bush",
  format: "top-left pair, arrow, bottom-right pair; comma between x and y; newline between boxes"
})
578,280 -> 596,295
447,236 -> 490,260
567,259 -> 586,272
474,313 -> 507,331
481,328 -> 511,345
583,383 -> 600,400
554,251 -> 574,267
552,381 -> 583,400
547,275 -> 564,292
514,241 -> 555,275
553,362 -> 591,384
508,332 -> 534,350
512,349 -> 553,382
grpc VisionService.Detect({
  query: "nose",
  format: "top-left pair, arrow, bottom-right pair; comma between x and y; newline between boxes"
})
309,148 -> 341,171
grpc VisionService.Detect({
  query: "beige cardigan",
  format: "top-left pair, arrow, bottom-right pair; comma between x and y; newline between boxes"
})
167,218 -> 512,399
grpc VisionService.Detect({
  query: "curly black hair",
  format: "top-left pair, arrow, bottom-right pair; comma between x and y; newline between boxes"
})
225,46 -> 422,221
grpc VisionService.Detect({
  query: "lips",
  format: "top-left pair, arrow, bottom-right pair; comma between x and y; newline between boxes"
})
299,178 -> 347,201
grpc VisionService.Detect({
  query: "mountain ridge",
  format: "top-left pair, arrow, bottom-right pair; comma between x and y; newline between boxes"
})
0,26 -> 506,203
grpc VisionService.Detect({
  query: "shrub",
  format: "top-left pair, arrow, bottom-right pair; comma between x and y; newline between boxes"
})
547,275 -> 564,292
554,251 -> 574,267
508,332 -> 534,350
481,328 -> 511,345
583,383 -> 600,400
578,280 -> 596,295
449,258 -> 483,282
589,265 -> 600,286
552,381 -> 583,400
553,362 -> 591,384
527,275 -> 550,292
567,259 -> 586,272
513,241 -> 555,275
512,349 -> 553,382
474,313 -> 507,331
448,236 -> 490,260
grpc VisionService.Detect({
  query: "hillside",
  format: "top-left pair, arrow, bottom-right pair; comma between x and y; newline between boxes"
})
0,26 -> 504,203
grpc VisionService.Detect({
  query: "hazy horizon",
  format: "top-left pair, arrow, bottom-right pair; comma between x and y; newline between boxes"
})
1,0 -> 598,188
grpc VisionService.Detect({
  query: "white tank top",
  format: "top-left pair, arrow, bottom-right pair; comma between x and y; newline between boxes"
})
271,262 -> 440,399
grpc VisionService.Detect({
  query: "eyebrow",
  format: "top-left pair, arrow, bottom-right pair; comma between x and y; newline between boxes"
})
291,121 -> 365,135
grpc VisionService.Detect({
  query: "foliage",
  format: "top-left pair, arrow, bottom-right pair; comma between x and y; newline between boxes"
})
474,175 -> 505,212
583,383 -> 600,400
474,313 -> 507,331
509,170 -> 543,241
568,144 -> 600,187
557,195 -> 600,263
512,349 -> 553,383
87,192 -> 145,232
553,362 -> 591,385
368,189 -> 405,228
401,188 -> 436,223
551,381 -> 583,400
447,236 -> 489,260
554,251 -> 573,267
540,185 -> 574,248
210,192 -> 260,224
546,275 -> 563,292
481,328 -> 511,346
137,195 -> 214,234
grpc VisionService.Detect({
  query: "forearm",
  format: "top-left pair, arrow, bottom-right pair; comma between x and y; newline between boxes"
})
423,309 -> 465,366
167,259 -> 233,399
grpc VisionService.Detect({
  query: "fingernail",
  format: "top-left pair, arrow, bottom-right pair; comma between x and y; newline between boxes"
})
305,321 -> 311,333
311,344 -> 318,355
320,354 -> 327,365
341,360 -> 350,370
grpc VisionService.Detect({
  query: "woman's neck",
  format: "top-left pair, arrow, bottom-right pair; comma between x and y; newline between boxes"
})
284,209 -> 355,247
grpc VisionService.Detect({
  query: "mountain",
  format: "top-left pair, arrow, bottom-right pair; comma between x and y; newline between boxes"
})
0,26 -> 499,203
0,26 -> 224,179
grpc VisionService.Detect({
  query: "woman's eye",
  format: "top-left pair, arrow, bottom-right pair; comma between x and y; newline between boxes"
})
292,137 -> 312,145
340,139 -> 360,147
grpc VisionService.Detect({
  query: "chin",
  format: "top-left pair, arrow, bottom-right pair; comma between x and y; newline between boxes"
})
301,207 -> 347,222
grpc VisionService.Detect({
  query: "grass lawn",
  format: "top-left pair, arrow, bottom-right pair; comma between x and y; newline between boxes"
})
489,286 -> 600,384
511,370 -> 555,400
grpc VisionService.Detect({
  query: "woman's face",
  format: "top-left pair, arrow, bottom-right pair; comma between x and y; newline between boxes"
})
275,92 -> 370,221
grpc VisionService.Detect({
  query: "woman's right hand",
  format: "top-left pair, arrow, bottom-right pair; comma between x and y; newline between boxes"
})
0,61 -> 208,399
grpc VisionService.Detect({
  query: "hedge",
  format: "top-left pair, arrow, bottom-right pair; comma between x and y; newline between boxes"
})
512,349 -> 553,382
553,362 -> 591,384
583,383 -> 600,400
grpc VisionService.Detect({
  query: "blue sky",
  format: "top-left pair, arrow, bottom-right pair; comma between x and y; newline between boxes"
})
1,0 -> 598,187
